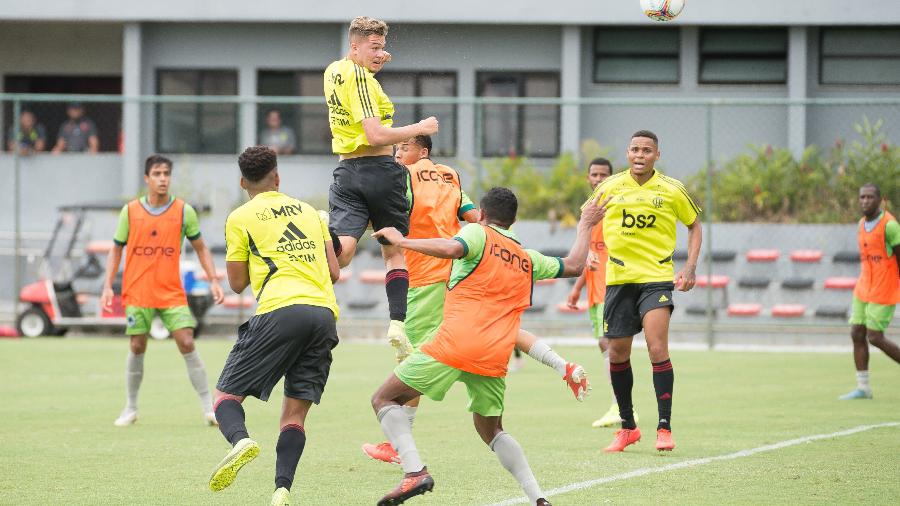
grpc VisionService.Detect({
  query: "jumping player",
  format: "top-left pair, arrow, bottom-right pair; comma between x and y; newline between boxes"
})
207,146 -> 340,506
584,130 -> 702,453
101,154 -> 224,427
324,16 -> 439,362
839,183 -> 900,400
362,137 -> 590,466
369,187 -> 609,505
567,157 -> 639,428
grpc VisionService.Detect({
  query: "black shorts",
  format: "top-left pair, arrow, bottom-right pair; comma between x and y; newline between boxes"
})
603,282 -> 675,338
329,156 -> 409,241
216,304 -> 338,403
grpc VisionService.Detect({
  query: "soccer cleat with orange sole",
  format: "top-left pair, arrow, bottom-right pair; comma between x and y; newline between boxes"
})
603,428 -> 642,452
377,469 -> 434,505
655,429 -> 675,451
363,441 -> 401,465
563,363 -> 590,402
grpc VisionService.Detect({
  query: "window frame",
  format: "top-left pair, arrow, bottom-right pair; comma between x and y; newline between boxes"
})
155,68 -> 239,154
698,27 -> 789,85
476,71 -> 561,158
818,27 -> 900,86
592,27 -> 681,85
374,70 -> 459,157
257,69 -> 332,155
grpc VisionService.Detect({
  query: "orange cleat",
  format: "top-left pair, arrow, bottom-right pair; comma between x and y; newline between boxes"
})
603,427 -> 642,452
655,429 -> 675,451
363,442 -> 401,465
377,469 -> 434,505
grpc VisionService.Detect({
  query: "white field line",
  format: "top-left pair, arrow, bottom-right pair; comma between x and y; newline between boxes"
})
483,422 -> 900,506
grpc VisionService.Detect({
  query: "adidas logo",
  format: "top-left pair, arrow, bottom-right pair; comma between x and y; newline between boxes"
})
658,294 -> 669,303
276,222 -> 316,253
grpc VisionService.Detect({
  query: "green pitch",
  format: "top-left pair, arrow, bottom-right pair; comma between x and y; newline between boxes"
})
1,338 -> 898,505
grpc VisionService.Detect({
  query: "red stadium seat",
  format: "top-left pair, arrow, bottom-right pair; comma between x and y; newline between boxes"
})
695,275 -> 730,288
360,270 -> 387,284
535,278 -> 558,285
772,304 -> 806,317
85,240 -> 114,255
727,303 -> 762,316
824,277 -> 857,290
196,268 -> 226,281
746,249 -> 779,262
790,249 -> 823,263
556,301 -> 588,314
223,295 -> 254,309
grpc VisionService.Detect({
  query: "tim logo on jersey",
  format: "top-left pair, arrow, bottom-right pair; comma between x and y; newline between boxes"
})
489,243 -> 531,274
621,209 -> 656,229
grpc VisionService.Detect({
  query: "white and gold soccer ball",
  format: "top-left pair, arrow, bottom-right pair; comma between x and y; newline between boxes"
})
640,0 -> 685,21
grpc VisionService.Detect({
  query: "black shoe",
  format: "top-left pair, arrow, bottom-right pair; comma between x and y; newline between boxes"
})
537,499 -> 553,506
376,470 -> 435,505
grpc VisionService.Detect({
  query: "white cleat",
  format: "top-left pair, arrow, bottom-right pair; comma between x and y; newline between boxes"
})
114,409 -> 138,427
387,320 -> 413,363
205,412 -> 218,426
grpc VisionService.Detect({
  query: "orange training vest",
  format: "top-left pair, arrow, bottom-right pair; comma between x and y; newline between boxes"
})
421,225 -> 533,377
405,159 -> 463,287
585,222 -> 608,306
122,198 -> 188,308
854,211 -> 900,305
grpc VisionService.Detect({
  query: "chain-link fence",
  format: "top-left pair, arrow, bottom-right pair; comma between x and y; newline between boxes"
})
2,93 -> 899,343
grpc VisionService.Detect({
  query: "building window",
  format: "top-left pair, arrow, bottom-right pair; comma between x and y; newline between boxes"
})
593,28 -> 679,84
156,69 -> 238,154
477,72 -> 559,157
820,27 -> 900,85
699,28 -> 788,84
376,72 -> 457,156
257,70 -> 331,155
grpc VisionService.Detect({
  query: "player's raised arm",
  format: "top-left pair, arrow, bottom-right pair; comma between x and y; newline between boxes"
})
559,195 -> 611,277
362,115 -> 438,148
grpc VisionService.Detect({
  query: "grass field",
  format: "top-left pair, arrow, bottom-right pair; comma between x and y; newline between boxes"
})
1,337 -> 899,505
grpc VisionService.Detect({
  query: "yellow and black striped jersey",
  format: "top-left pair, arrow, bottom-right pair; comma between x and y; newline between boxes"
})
324,58 -> 395,154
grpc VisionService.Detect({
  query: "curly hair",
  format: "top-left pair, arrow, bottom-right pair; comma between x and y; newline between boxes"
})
349,16 -> 388,39
238,146 -> 277,183
480,187 -> 518,228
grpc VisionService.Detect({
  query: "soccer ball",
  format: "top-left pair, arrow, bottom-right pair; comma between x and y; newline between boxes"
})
640,0 -> 685,21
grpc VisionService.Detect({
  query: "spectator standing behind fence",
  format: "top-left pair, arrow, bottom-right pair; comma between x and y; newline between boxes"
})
7,110 -> 46,154
259,110 -> 296,155
51,102 -> 99,154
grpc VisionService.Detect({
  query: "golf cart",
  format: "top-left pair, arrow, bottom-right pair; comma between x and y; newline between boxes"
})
15,202 -> 213,338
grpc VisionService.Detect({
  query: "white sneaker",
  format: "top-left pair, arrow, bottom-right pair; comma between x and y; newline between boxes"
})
205,412 -> 218,426
114,409 -> 138,427
387,320 -> 413,363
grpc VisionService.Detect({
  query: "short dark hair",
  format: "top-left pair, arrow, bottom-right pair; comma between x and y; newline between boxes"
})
144,154 -> 173,175
631,130 -> 659,146
480,187 -> 518,228
238,146 -> 278,183
410,135 -> 432,153
588,157 -> 613,172
861,182 -> 881,198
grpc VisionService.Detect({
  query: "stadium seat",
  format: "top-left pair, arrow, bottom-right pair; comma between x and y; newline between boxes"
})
673,250 -> 688,261
196,267 -> 226,281
525,303 -> 547,313
223,295 -> 254,309
708,250 -> 737,262
824,277 -> 857,290
790,249 -> 823,263
556,301 -> 588,314
746,249 -> 779,262
727,303 -> 762,316
738,277 -> 771,289
359,270 -> 387,284
772,304 -> 806,317
781,277 -> 815,290
347,299 -> 379,310
686,305 -> 716,316
815,306 -> 849,318
695,274 -> 730,288
832,251 -> 859,264
85,240 -> 114,255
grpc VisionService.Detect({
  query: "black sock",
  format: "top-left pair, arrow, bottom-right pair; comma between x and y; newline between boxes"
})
275,424 -> 307,491
327,228 -> 343,257
652,359 -> 674,430
610,360 -> 636,429
385,269 -> 409,321
215,398 -> 249,446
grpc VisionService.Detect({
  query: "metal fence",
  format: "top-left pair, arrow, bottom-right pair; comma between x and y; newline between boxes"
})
3,93 -> 899,344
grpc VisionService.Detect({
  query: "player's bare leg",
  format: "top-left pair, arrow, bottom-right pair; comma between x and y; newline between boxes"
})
474,414 -> 550,506
172,327 -> 215,425
209,391 -> 259,492
604,336 -> 642,452
841,325 -> 873,399
866,329 -> 900,363
114,334 -> 148,426
382,244 -> 413,362
643,307 -> 675,451
272,397 -> 313,505
516,329 -> 590,401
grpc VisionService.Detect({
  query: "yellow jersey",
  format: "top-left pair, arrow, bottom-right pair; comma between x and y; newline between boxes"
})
225,191 -> 338,318
585,170 -> 700,285
324,58 -> 395,154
